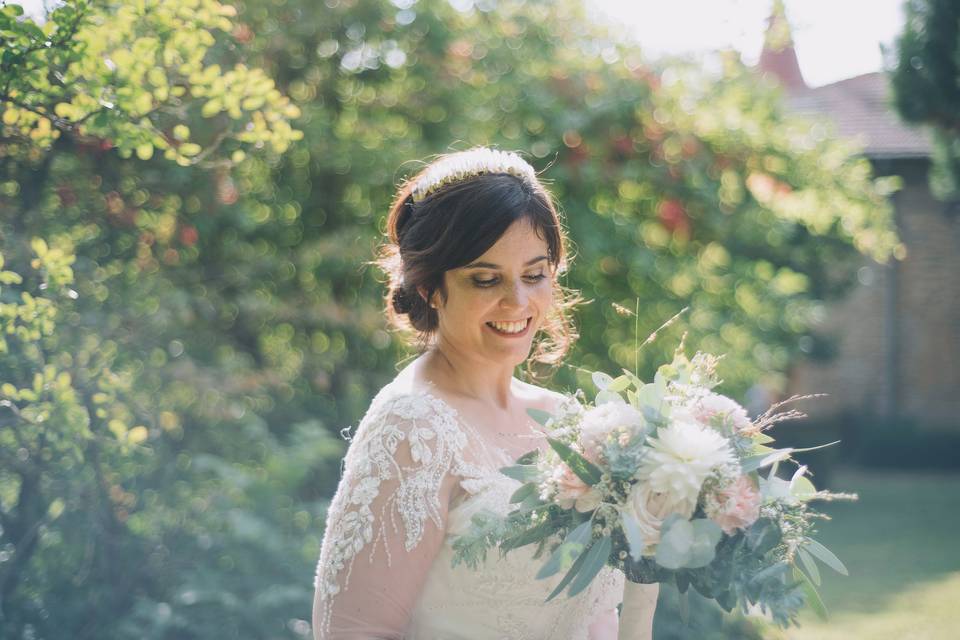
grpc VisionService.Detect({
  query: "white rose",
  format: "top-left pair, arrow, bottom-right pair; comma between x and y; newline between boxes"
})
623,482 -> 696,552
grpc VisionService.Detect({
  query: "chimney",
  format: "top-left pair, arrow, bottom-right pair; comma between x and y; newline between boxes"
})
757,0 -> 807,92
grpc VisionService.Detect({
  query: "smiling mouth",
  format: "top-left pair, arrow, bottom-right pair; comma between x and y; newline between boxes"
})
485,317 -> 532,337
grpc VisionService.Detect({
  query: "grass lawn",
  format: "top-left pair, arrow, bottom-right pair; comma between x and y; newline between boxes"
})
778,467 -> 960,640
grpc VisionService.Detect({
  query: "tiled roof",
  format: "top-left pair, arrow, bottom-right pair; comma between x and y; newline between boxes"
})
783,72 -> 933,159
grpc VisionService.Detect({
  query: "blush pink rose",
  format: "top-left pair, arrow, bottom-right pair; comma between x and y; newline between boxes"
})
693,392 -> 754,433
553,463 -> 601,512
704,475 -> 762,535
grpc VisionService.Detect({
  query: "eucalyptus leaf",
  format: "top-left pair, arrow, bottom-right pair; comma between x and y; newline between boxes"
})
509,482 -> 537,504
678,587 -> 690,624
607,375 -> 631,392
526,407 -> 554,427
545,539 -> 591,602
501,519 -> 555,552
546,438 -> 602,486
684,519 -> 723,568
655,516 -> 694,569
802,538 -> 849,576
516,449 -> 540,465
797,546 -> 821,586
791,475 -> 817,501
794,565 -> 828,620
500,464 -> 540,483
566,535 -> 612,598
536,534 -> 588,580
537,520 -> 593,580
595,389 -> 626,405
592,371 -> 615,390
750,560 -> 790,585
620,510 -> 646,562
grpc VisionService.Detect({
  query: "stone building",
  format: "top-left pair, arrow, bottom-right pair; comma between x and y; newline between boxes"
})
757,9 -> 960,436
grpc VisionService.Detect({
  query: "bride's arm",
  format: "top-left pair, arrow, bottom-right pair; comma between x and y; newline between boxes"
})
312,395 -> 461,639
587,607 -> 620,640
617,581 -> 659,640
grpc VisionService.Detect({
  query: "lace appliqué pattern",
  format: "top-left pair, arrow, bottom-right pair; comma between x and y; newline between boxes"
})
313,390 -> 473,637
313,384 -> 625,639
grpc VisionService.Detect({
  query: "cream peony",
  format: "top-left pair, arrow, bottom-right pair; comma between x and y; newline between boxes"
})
637,420 -> 736,509
579,402 -> 645,462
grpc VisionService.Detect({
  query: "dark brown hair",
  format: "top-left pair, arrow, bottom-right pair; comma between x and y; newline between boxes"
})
373,149 -> 583,378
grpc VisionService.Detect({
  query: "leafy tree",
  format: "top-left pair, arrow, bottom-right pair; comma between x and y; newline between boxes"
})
1,1 -> 307,637
0,0 -> 900,637
1,0 -> 301,163
887,0 -> 960,201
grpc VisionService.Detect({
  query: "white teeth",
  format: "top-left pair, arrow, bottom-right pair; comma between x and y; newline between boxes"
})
488,319 -> 528,334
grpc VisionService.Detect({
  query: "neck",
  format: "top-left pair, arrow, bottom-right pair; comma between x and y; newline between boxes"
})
420,338 -> 518,411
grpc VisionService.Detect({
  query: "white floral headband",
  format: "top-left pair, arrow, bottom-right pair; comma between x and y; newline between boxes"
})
410,147 -> 538,203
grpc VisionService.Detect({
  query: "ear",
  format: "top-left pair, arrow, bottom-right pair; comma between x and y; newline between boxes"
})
417,286 -> 437,309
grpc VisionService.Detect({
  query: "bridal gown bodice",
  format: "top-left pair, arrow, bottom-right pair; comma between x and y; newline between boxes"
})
312,374 -> 624,639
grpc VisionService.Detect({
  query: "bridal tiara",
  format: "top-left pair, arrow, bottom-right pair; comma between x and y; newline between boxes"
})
410,147 -> 538,203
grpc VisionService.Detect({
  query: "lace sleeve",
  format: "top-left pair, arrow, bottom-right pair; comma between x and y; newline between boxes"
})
312,392 -> 466,639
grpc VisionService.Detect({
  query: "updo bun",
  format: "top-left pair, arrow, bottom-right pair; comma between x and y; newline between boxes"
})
372,147 -> 582,372
390,284 -> 415,315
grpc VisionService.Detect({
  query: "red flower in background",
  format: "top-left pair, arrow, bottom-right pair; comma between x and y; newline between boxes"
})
179,224 -> 199,247
657,198 -> 690,237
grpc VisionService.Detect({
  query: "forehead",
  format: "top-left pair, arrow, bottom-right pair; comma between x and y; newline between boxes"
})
477,219 -> 548,260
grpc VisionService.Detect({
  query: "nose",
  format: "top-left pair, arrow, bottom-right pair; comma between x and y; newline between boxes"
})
500,279 -> 528,310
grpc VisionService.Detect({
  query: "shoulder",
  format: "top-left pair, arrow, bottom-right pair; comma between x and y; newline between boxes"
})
513,378 -> 568,414
349,387 -> 468,461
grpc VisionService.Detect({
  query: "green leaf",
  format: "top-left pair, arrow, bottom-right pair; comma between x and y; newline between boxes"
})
566,535 -> 612,598
750,560 -> 790,585
536,520 -> 592,580
794,565 -> 829,620
655,515 -> 693,569
678,587 -> 690,624
526,407 -> 554,426
607,375 -> 631,392
545,537 -> 591,602
515,449 -> 540,465
509,482 -> 537,504
797,546 -> 821,586
620,509 -> 645,561
592,371 -> 614,390
802,538 -> 849,576
546,437 -> 602,486
501,519 -> 556,552
685,519 -> 723,568
791,475 -> 817,501
500,464 -> 539,483
595,389 -> 625,405
201,98 -> 222,117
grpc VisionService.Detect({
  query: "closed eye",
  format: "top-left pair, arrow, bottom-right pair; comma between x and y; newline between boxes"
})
472,274 -> 547,287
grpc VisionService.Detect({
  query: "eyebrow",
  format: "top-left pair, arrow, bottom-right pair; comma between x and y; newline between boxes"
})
461,255 -> 549,270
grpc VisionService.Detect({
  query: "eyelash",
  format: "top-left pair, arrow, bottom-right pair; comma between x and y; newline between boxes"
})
473,274 -> 547,287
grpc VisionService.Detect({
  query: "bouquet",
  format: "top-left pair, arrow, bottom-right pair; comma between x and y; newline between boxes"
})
452,311 -> 856,627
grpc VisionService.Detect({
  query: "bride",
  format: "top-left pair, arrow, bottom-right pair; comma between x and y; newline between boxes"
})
312,147 -> 659,639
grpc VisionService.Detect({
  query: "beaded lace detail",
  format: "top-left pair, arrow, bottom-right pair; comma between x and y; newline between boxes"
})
313,383 -> 624,638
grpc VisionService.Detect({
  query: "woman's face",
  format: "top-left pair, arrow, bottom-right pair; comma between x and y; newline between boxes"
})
429,218 -> 556,367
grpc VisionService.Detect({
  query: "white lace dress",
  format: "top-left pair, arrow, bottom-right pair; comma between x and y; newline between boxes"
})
312,374 -> 624,639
